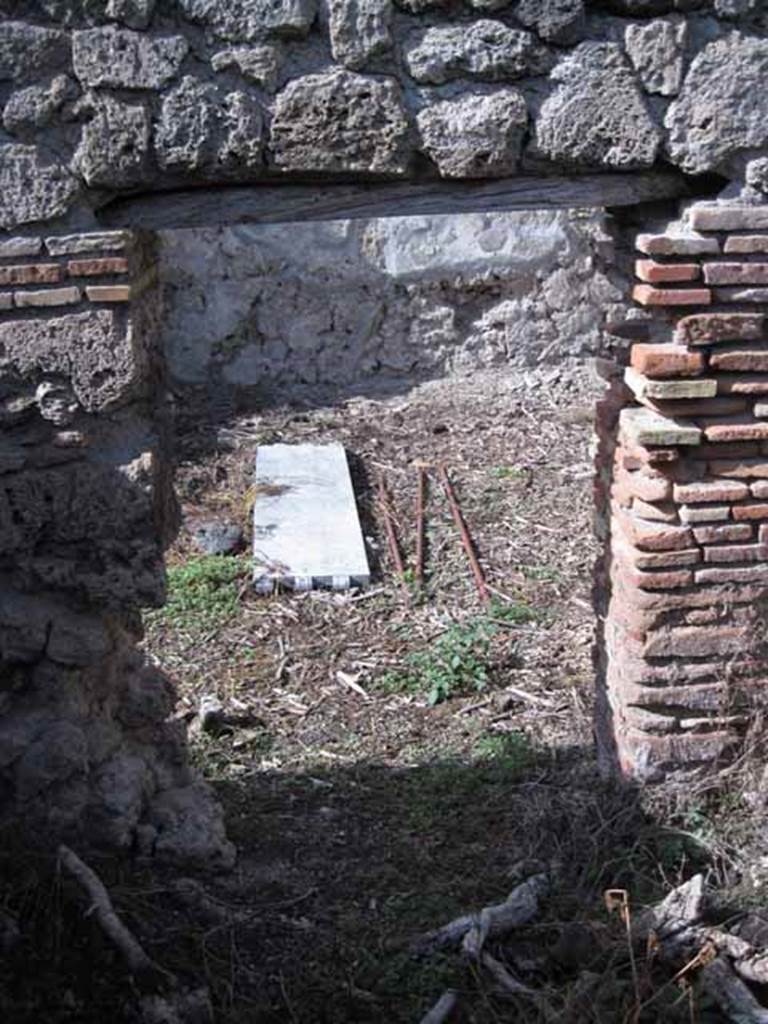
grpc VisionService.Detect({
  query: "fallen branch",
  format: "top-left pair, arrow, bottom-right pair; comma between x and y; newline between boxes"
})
438,465 -> 490,607
418,989 -> 458,1024
377,469 -> 408,593
58,845 -> 212,1024
411,873 -> 548,956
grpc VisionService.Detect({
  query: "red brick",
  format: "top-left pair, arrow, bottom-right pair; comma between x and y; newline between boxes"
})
724,235 -> 768,254
709,458 -> 768,478
629,343 -> 704,379
690,207 -> 768,231
644,625 -> 750,658
617,467 -> 672,503
675,312 -> 764,345
644,397 -> 748,418
622,680 -> 727,712
689,441 -> 762,460
702,543 -> 768,563
85,284 -> 131,302
0,262 -> 61,286
620,445 -> 679,469
614,575 -> 768,610
633,284 -> 711,307
618,512 -> 693,551
701,417 -> 768,443
678,504 -> 730,524
673,479 -> 749,503
632,497 -> 678,523
732,503 -> 768,520
67,257 -> 129,277
634,547 -> 701,569
625,566 -> 694,590
703,262 -> 768,285
695,565 -> 768,585
615,730 -> 737,780
635,260 -> 700,283
718,375 -> 768,394
710,347 -> 768,372
635,233 -> 720,256
760,524 -> 768,545
693,523 -> 753,544
752,481 -> 768,498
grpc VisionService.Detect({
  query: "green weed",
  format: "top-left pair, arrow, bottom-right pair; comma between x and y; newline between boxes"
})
490,465 -> 527,480
149,555 -> 248,632
473,732 -> 534,776
378,601 -> 536,705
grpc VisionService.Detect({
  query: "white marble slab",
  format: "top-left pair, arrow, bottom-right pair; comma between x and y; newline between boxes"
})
253,442 -> 370,593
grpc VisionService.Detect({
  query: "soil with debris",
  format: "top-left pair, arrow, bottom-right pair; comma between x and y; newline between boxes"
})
1,365 -> 758,1023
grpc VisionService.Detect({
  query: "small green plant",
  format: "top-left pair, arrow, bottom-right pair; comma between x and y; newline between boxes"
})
519,564 -> 564,583
378,600 -> 536,705
490,465 -> 526,480
150,554 -> 248,631
473,732 -> 534,776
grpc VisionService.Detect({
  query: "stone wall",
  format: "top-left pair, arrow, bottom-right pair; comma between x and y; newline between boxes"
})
158,209 -> 623,394
2,2 -> 768,236
5,0 -> 768,858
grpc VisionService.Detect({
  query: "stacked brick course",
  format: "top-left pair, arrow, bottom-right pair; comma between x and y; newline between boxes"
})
604,205 -> 768,782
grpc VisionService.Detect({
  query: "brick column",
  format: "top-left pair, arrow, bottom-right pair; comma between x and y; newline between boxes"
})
601,203 -> 768,781
0,229 -> 234,867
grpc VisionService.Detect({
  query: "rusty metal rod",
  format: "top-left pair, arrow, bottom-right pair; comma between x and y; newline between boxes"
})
377,469 -> 408,592
438,464 -> 490,607
414,464 -> 427,587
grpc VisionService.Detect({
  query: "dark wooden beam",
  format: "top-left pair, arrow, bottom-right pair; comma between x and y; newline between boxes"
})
98,171 -> 700,231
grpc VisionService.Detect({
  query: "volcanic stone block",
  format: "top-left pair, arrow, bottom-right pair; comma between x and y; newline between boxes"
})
271,69 -> 411,176
0,22 -> 70,84
416,90 -> 527,179
624,15 -> 687,96
515,0 -> 584,43
74,93 -> 151,189
533,41 -> 660,170
666,35 -> 768,174
210,46 -> 281,90
403,20 -> 548,84
0,144 -> 79,232
178,0 -> 316,40
72,28 -> 188,90
328,0 -> 392,70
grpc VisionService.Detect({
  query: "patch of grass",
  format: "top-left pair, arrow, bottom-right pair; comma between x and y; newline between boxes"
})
148,554 -> 249,632
473,731 -> 534,776
490,464 -> 527,480
377,601 -> 537,705
519,563 -> 564,583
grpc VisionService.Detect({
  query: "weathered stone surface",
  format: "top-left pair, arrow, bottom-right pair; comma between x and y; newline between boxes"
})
105,0 -> 157,30
416,90 -> 527,179
533,42 -> 660,170
155,76 -> 263,177
210,45 -> 281,90
515,0 -> 585,44
178,0 -> 316,41
328,0 -> 391,70
73,92 -> 151,189
148,781 -> 236,870
186,517 -> 244,555
72,27 -> 188,90
0,144 -> 79,230
624,16 -> 687,96
403,20 -> 548,85
0,309 -> 147,411
0,22 -> 70,84
666,33 -> 768,175
2,76 -> 75,138
746,157 -> 768,196
271,69 -> 411,176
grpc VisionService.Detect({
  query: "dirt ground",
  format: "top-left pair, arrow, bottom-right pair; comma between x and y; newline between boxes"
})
2,364 -> 760,1023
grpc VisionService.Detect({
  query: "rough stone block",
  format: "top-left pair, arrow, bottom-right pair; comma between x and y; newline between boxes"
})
73,93 -> 151,189
629,343 -> 704,379
328,0 -> 392,70
0,144 -> 79,232
46,232 -> 132,256
403,20 -> 548,85
0,237 -> 43,258
210,45 -> 281,90
624,15 -> 686,97
0,22 -> 70,84
675,312 -> 765,346
635,260 -> 699,283
416,90 -> 527,179
515,0 -> 585,44
178,0 -> 316,42
633,284 -> 711,306
72,27 -> 188,90
533,41 -> 659,170
271,69 -> 411,176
